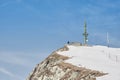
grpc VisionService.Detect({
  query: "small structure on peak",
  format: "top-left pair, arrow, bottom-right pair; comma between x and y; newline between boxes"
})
67,42 -> 82,46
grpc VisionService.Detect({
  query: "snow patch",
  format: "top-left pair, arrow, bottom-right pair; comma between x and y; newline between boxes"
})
57,45 -> 120,80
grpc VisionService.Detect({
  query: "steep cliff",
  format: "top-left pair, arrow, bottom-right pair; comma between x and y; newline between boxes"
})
26,45 -> 107,80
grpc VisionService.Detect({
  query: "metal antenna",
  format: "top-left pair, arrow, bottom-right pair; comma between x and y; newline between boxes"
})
83,21 -> 88,45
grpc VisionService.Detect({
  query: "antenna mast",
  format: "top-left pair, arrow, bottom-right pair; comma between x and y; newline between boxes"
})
83,21 -> 88,45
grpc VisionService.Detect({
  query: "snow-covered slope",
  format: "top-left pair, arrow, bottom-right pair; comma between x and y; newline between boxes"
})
58,45 -> 120,80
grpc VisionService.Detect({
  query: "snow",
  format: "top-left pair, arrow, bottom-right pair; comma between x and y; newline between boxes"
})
57,45 -> 120,80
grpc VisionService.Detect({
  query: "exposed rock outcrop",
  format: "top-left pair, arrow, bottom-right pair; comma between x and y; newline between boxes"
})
26,46 -> 107,80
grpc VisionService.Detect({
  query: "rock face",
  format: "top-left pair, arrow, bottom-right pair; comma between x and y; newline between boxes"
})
26,46 -> 106,80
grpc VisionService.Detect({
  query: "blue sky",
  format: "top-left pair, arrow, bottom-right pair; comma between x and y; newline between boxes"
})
0,0 -> 120,80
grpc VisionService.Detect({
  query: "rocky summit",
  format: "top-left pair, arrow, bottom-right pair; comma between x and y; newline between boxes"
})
26,45 -> 120,80
26,45 -> 109,80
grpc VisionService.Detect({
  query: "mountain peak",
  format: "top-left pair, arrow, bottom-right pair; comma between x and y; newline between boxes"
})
26,44 -> 120,80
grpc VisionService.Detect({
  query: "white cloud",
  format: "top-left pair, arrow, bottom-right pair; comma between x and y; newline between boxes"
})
0,52 -> 34,67
0,51 -> 48,68
0,51 -> 48,80
0,68 -> 14,77
0,67 -> 23,80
